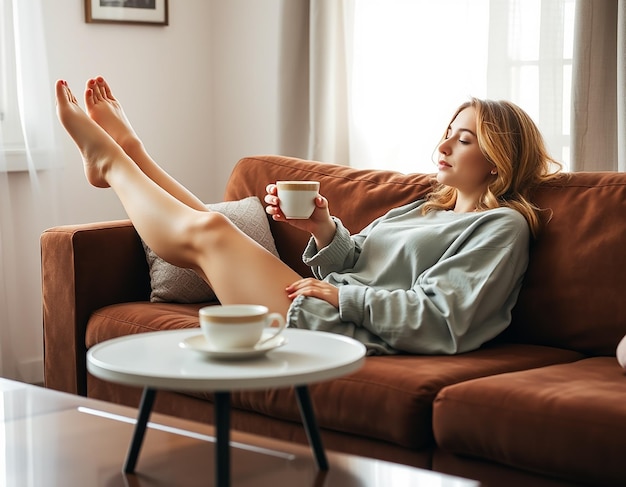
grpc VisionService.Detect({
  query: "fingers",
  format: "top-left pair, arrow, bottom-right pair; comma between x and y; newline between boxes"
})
315,195 -> 328,209
286,278 -> 339,307
264,183 -> 329,224
264,185 -> 283,220
265,184 -> 287,220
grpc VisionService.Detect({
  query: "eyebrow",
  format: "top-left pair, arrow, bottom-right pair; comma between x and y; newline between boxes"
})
447,127 -> 477,137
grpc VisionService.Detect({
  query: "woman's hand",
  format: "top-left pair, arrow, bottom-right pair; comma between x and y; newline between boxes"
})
286,278 -> 339,308
264,183 -> 336,247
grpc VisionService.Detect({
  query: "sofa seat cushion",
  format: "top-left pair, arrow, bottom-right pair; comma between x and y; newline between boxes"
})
433,357 -> 626,486
86,303 -> 583,450
85,302 -> 207,347
224,344 -> 582,449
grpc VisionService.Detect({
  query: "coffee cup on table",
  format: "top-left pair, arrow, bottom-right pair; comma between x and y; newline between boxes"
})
199,304 -> 286,350
276,180 -> 320,219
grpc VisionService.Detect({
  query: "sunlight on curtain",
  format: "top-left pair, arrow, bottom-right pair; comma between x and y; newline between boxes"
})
0,0 -> 61,380
348,0 -> 574,174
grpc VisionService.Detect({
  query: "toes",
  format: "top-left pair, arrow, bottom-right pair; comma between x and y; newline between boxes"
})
92,78 -> 105,101
95,76 -> 115,102
55,80 -> 77,106
55,80 -> 66,103
101,78 -> 115,101
84,84 -> 96,108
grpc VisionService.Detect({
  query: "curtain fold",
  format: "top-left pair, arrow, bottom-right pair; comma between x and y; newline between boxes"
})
278,0 -> 353,165
0,0 -> 62,380
307,0 -> 352,164
571,0 -> 626,171
13,0 -> 59,175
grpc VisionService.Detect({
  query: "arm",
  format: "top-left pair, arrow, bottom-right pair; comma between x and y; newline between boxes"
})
302,217 -> 362,277
303,201 -> 423,277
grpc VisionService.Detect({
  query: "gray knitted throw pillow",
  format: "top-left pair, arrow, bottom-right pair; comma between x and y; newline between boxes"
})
142,196 -> 279,303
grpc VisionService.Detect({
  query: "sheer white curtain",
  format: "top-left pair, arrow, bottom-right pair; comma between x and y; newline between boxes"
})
0,0 -> 61,380
571,0 -> 626,171
283,0 -> 575,173
278,0 -> 353,164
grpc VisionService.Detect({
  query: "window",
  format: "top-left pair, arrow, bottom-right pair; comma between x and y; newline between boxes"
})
349,0 -> 575,173
487,0 -> 575,166
0,0 -> 58,172
0,0 -> 24,171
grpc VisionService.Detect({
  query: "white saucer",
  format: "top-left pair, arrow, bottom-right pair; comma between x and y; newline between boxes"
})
179,331 -> 288,360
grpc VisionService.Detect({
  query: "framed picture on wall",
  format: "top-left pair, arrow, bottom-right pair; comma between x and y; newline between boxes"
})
85,0 -> 168,26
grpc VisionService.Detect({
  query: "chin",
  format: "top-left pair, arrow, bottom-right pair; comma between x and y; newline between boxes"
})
436,171 -> 450,185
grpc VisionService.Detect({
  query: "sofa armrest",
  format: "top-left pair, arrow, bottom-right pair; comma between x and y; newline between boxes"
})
41,219 -> 151,395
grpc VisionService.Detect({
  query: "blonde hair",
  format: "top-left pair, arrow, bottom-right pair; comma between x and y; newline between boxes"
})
422,98 -> 562,236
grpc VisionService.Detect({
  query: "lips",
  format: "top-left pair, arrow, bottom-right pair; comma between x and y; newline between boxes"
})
438,160 -> 451,169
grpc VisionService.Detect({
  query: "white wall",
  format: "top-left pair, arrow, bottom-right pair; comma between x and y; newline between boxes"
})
2,0 -> 288,382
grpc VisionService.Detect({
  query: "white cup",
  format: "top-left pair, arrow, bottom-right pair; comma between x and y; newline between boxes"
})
199,304 -> 286,350
276,180 -> 320,219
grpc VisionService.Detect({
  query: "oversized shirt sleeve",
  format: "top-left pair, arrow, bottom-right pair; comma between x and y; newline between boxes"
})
300,209 -> 530,354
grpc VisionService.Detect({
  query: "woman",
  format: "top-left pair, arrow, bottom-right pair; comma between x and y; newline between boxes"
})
55,77 -> 560,355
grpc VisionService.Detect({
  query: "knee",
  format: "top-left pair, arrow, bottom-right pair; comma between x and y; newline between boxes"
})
188,211 -> 235,251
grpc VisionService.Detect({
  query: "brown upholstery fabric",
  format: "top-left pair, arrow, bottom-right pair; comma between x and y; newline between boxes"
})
507,172 -> 626,355
433,357 -> 626,486
85,302 -> 207,348
86,302 -> 583,449
227,345 -> 583,449
41,220 -> 150,395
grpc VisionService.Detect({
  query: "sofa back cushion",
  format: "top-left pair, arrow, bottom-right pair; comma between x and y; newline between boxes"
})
225,156 -> 626,356
507,171 -> 626,355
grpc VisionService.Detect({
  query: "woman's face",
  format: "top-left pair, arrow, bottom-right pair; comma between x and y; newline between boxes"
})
436,107 -> 494,198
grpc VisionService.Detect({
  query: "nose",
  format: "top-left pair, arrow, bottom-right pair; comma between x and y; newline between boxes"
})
438,138 -> 451,156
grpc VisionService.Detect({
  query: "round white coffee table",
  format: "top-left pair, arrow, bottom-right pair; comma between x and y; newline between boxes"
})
87,328 -> 366,487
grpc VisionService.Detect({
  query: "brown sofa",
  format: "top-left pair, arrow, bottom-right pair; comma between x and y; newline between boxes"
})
41,155 -> 626,486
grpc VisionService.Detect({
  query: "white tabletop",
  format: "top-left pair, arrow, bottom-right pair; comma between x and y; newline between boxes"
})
87,328 -> 366,392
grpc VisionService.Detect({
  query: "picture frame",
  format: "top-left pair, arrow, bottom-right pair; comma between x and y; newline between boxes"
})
85,0 -> 168,26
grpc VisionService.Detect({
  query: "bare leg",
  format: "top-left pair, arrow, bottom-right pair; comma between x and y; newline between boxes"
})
84,76 -> 206,211
55,80 -> 298,314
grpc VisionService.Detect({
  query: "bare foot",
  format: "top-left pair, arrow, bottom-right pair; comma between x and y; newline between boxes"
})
55,79 -> 129,188
84,76 -> 142,154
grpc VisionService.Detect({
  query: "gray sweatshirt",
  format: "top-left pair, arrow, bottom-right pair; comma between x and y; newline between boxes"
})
286,200 -> 530,355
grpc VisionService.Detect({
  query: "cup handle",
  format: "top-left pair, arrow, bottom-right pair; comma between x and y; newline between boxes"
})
258,313 -> 286,345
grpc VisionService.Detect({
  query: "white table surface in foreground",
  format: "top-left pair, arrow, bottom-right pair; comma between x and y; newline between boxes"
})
87,328 -> 366,391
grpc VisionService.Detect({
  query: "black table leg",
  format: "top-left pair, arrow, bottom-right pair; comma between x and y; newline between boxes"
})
295,386 -> 328,470
124,387 -> 156,473
214,391 -> 231,487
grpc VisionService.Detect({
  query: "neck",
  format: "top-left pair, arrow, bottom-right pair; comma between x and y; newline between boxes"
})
453,199 -> 478,213
453,190 -> 485,213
